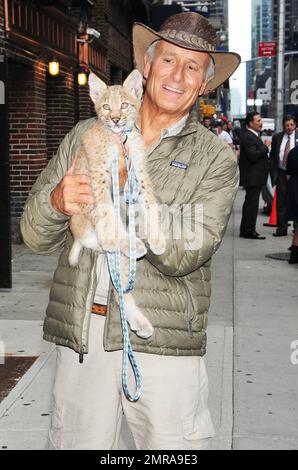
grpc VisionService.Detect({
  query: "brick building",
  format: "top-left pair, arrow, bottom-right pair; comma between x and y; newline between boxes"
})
0,0 -> 151,245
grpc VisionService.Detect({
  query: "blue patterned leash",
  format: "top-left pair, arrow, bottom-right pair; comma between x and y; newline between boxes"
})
106,133 -> 142,402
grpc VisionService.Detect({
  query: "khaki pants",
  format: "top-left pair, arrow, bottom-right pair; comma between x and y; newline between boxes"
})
48,314 -> 215,450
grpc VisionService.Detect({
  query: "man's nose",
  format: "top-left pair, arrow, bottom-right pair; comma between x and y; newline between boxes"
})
170,63 -> 183,82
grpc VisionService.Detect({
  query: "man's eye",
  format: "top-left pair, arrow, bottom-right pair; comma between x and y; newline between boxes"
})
121,102 -> 129,109
163,58 -> 172,63
103,104 -> 110,110
188,65 -> 198,72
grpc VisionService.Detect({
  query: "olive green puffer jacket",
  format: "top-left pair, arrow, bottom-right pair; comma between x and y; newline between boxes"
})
20,109 -> 239,360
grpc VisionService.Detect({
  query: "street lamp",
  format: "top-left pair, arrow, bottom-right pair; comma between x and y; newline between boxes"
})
78,71 -> 88,86
48,59 -> 59,76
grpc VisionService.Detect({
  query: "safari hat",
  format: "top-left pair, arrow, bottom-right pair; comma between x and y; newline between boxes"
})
133,12 -> 241,94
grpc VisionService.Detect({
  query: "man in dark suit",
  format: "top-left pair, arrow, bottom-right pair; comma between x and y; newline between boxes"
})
239,111 -> 270,239
286,146 -> 298,264
269,115 -> 297,236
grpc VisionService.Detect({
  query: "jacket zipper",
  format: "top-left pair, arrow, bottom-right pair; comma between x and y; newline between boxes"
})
188,317 -> 194,336
103,280 -> 113,350
184,278 -> 195,337
79,253 -> 98,363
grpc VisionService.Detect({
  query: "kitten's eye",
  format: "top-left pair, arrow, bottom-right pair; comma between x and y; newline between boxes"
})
102,104 -> 110,111
121,102 -> 129,109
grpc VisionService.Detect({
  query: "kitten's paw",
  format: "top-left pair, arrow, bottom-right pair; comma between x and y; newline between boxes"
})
135,324 -> 154,339
120,238 -> 130,257
68,241 -> 81,266
148,236 -> 167,255
121,237 -> 147,258
68,254 -> 78,267
136,238 -> 147,258
101,237 -> 121,253
130,319 -> 154,339
125,296 -> 153,339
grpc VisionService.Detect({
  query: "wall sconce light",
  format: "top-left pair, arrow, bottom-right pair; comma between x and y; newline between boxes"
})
78,71 -> 88,86
49,60 -> 59,76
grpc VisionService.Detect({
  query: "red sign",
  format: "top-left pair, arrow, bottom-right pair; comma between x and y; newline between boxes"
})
258,41 -> 277,57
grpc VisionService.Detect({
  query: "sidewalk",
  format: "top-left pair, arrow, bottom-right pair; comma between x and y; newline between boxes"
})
0,190 -> 297,450
232,191 -> 298,450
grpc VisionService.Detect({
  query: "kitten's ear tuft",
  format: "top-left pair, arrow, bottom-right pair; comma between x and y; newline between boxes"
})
88,72 -> 107,104
123,69 -> 143,101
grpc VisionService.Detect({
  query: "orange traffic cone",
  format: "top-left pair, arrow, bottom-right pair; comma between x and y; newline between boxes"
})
263,189 -> 277,227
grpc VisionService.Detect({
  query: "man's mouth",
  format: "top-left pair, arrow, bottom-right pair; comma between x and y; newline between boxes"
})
162,85 -> 184,94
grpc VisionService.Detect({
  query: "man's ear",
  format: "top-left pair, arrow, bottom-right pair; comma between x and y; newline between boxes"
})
198,80 -> 209,97
143,53 -> 152,81
88,72 -> 107,104
123,69 -> 143,101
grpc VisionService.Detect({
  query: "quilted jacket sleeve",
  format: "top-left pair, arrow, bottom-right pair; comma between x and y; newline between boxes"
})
145,146 -> 239,277
20,123 -> 81,254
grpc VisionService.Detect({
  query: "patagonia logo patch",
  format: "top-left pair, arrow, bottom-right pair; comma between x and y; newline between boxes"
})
170,160 -> 188,170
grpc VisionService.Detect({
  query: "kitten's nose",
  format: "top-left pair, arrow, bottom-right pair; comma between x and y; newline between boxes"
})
112,117 -> 120,124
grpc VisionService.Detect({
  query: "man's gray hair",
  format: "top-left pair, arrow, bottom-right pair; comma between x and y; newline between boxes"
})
146,40 -> 215,82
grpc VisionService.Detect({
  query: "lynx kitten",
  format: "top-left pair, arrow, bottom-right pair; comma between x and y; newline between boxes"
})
68,69 -> 166,338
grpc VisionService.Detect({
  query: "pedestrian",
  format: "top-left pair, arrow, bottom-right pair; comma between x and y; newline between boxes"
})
227,120 -> 240,150
286,146 -> 298,264
270,115 -> 297,237
21,12 -> 240,450
202,115 -> 212,130
215,121 -> 233,149
239,111 -> 271,239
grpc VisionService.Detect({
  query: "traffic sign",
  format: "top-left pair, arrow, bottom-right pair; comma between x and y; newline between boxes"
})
258,41 -> 277,57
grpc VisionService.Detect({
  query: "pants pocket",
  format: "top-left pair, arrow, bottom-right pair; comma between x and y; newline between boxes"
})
48,398 -> 64,450
182,409 -> 215,441
182,357 -> 215,441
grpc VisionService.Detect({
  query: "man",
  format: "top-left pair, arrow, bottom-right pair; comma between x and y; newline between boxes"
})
239,111 -> 270,239
216,121 -> 233,149
226,120 -> 233,135
21,13 -> 240,450
270,115 -> 297,236
227,120 -> 240,150
202,115 -> 212,130
286,146 -> 298,264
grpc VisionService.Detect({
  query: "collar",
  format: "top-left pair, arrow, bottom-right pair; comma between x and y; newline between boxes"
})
284,131 -> 295,138
161,113 -> 189,138
177,107 -> 202,137
247,127 -> 259,137
139,106 -> 200,141
145,113 -> 190,157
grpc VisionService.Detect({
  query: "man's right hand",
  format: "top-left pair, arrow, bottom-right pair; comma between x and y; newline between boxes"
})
50,159 -> 95,216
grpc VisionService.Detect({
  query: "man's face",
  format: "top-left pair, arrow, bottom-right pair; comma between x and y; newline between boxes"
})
227,121 -> 233,130
249,114 -> 263,132
143,41 -> 210,116
284,119 -> 296,135
203,118 -> 211,128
